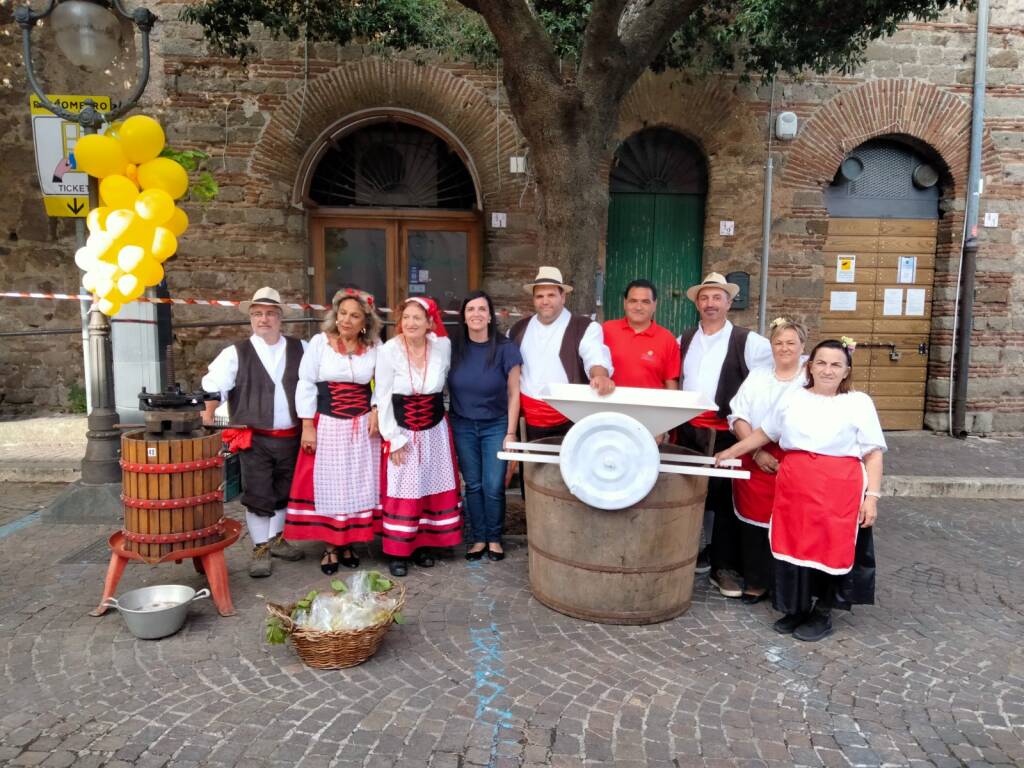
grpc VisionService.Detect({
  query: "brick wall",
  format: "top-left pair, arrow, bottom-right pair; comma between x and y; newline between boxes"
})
1,2 -> 1021,431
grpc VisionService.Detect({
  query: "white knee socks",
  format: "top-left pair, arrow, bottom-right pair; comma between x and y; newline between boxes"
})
246,511 -> 271,546
269,508 -> 286,539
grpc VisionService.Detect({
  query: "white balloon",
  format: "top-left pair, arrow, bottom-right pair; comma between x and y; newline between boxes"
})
74,246 -> 98,272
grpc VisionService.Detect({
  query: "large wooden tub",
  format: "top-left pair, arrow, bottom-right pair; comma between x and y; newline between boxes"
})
525,443 -> 707,625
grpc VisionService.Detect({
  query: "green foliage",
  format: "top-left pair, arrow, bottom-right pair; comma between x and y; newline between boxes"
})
67,383 -> 87,414
183,0 -> 970,80
158,148 -> 220,203
265,616 -> 288,644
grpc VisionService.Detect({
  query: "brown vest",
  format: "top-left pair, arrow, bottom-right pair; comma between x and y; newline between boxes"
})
511,313 -> 591,384
679,325 -> 751,419
226,337 -> 303,429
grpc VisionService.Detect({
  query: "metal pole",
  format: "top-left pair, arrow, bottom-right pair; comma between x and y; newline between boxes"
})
951,0 -> 989,437
75,219 -> 93,414
758,78 -> 776,336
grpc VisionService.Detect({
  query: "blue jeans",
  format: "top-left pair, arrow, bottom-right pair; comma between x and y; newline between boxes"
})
451,415 -> 507,544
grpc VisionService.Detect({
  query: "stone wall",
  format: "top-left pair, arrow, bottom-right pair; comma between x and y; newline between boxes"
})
0,1 -> 1021,431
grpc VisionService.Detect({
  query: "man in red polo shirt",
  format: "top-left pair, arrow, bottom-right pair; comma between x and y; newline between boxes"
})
603,279 -> 680,391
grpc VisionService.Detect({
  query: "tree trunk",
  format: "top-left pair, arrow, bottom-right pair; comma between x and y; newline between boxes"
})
519,99 -> 616,316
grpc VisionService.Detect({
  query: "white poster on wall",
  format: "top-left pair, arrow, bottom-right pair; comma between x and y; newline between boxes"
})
883,288 -> 904,316
905,288 -> 926,316
829,291 -> 857,311
898,256 -> 917,284
836,254 -> 856,283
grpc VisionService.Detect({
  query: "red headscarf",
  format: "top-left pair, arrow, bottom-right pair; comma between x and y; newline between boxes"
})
398,296 -> 447,338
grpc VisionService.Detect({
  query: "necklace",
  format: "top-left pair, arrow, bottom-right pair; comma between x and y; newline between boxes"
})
774,365 -> 802,383
402,336 -> 430,395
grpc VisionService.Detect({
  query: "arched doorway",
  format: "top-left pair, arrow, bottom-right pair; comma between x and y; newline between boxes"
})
821,138 -> 942,430
307,119 -> 483,319
604,128 -> 707,330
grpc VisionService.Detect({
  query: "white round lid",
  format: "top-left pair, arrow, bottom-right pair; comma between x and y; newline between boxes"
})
559,411 -> 659,510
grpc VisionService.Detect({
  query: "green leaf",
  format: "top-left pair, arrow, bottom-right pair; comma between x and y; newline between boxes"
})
330,579 -> 348,593
392,611 -> 406,625
265,616 -> 289,644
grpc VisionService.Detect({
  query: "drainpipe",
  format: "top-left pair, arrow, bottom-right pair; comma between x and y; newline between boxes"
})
757,77 -> 776,336
951,0 -> 989,437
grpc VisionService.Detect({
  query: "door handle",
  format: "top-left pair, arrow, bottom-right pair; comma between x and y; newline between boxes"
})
670,289 -> 684,298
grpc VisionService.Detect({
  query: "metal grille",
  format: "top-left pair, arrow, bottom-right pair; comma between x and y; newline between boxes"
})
847,143 -> 914,199
610,128 -> 707,194
310,123 -> 476,210
826,138 -> 939,219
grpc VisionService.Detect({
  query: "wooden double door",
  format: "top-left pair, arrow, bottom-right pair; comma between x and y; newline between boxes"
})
820,217 -> 937,430
311,211 -> 482,328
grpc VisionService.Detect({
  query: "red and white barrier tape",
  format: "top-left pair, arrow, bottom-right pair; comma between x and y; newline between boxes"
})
0,291 -> 528,317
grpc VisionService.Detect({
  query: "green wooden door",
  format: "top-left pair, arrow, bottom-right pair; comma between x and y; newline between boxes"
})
604,192 -> 704,333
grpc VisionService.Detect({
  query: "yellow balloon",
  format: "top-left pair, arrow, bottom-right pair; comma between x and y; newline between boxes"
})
118,115 -> 166,164
103,209 -> 137,240
117,273 -> 146,301
86,231 -> 117,262
74,246 -> 98,272
117,244 -> 147,274
151,227 -> 178,262
91,260 -> 119,279
165,206 -> 189,237
134,256 -> 164,287
74,134 -> 127,179
135,188 -> 175,225
82,270 -> 99,293
86,206 -> 110,234
96,298 -> 122,317
137,157 -> 189,200
100,175 -> 139,210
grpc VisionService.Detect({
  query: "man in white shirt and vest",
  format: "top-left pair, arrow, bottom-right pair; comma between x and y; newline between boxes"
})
511,267 -> 615,441
202,287 -> 308,577
678,273 -> 772,596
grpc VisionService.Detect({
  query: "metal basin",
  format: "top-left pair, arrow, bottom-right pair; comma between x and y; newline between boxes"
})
103,585 -> 210,640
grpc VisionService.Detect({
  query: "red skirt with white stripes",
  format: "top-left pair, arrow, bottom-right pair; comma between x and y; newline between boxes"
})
733,442 -> 785,528
284,412 -> 381,547
376,417 -> 462,557
769,451 -> 866,575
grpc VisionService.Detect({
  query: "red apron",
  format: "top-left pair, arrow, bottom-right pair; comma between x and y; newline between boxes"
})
769,451 -> 865,575
732,442 -> 785,528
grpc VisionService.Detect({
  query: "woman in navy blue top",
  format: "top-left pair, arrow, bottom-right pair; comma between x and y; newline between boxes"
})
448,291 -> 522,561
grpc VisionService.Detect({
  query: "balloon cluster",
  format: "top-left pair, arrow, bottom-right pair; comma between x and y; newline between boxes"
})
73,115 -> 189,317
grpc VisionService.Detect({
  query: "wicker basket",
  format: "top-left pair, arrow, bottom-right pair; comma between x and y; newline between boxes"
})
267,581 -> 406,669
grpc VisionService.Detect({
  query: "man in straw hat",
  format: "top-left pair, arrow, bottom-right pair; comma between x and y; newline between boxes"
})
678,273 -> 772,595
510,266 -> 615,441
202,287 -> 308,577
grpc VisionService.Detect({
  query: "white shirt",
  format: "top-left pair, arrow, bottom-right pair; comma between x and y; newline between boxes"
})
519,309 -> 613,399
728,363 -> 808,431
295,333 -> 380,419
375,333 -> 451,452
761,388 -> 887,458
201,335 -> 308,430
680,321 -> 772,407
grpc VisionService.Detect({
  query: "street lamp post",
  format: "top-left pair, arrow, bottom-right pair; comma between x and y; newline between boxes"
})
16,0 -> 157,520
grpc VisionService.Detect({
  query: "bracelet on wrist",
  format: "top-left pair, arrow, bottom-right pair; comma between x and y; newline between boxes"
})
864,490 -> 882,498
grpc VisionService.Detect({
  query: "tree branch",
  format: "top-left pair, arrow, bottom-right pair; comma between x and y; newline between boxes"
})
577,0 -> 630,98
617,0 -> 705,84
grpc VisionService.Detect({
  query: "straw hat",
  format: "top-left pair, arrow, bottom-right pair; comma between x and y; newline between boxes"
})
685,272 -> 740,303
239,286 -> 290,315
524,266 -> 573,294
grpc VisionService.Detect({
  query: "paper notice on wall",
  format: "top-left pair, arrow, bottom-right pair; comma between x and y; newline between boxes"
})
898,256 -> 917,284
905,288 -> 926,316
836,254 -> 856,283
829,291 -> 857,311
883,288 -> 904,316
409,283 -> 427,294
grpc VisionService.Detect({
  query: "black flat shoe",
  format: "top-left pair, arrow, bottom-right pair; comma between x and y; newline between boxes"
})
388,559 -> 408,577
772,612 -> 806,635
794,609 -> 833,642
465,546 -> 486,561
486,547 -> 505,562
412,550 -> 435,568
319,549 -> 339,576
741,591 -> 768,605
339,548 -> 360,569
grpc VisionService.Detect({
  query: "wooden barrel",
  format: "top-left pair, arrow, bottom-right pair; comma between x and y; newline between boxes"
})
525,443 -> 707,625
120,430 -> 226,561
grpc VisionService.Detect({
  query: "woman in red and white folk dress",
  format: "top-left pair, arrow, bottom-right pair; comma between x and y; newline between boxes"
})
284,289 -> 382,574
726,318 -> 808,605
716,339 -> 885,642
376,297 -> 462,578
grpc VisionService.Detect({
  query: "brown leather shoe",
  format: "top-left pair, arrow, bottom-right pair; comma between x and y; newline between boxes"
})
268,534 -> 304,561
249,543 -> 273,578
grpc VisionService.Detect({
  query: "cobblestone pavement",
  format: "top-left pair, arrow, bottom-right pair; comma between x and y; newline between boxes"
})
0,483 -> 1022,768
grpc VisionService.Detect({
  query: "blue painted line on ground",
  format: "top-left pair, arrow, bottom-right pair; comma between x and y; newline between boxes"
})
0,510 -> 42,540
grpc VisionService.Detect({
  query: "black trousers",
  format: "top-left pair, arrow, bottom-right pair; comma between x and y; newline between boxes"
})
524,421 -> 571,443
239,432 -> 300,516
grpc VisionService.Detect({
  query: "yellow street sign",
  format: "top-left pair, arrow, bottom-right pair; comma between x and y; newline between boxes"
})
44,196 -> 90,218
29,94 -> 112,218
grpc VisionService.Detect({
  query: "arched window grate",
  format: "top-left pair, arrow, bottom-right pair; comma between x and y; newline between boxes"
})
610,128 -> 707,195
310,123 -> 476,210
826,138 -> 939,219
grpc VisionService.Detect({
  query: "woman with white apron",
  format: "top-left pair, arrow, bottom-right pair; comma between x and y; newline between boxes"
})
717,338 -> 885,642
